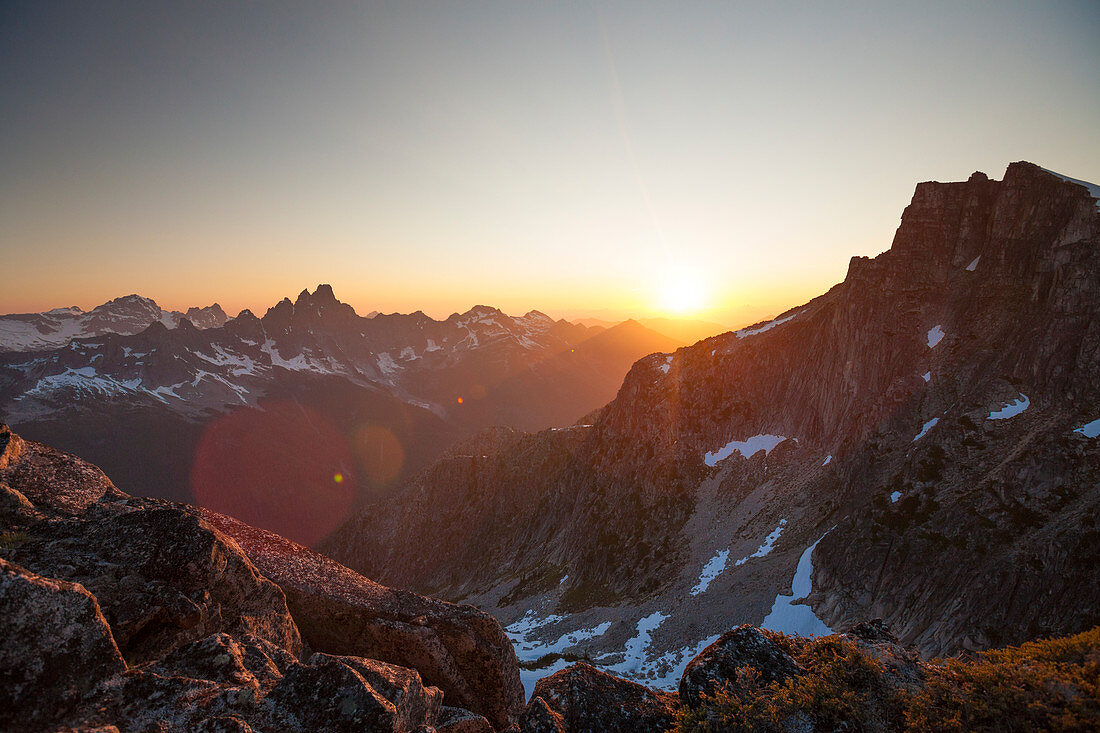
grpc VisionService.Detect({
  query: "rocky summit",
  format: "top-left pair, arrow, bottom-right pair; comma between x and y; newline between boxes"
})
324,162 -> 1100,688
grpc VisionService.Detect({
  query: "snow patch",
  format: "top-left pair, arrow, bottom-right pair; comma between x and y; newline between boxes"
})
988,393 -> 1029,420
690,550 -> 729,596
822,455 -> 832,466
1074,418 -> 1100,439
965,256 -> 981,271
890,491 -> 902,503
922,372 -> 931,383
912,417 -> 939,442
761,530 -> 834,637
603,611 -> 669,676
927,325 -> 945,348
704,434 -> 786,466
735,520 -> 786,567
376,352 -> 400,375
736,311 -> 798,339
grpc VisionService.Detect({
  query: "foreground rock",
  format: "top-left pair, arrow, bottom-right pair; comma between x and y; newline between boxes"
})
524,661 -> 679,733
0,427 -> 507,732
0,558 -> 126,731
679,625 -> 803,708
676,620 -> 1100,732
202,508 -> 525,730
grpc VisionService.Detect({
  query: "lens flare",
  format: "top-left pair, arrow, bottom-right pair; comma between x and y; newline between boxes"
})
190,403 -> 354,546
352,424 -> 405,486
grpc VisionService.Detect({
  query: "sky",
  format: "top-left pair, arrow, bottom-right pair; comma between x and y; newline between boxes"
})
1,1 -> 1098,327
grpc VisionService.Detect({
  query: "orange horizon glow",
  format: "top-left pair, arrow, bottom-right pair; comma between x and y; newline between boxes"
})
3,4 -> 1096,332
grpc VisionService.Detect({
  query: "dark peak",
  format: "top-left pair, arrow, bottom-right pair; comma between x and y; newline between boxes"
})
262,298 -> 294,321
186,303 -> 227,318
235,309 -> 257,321
295,284 -> 338,307
176,318 -> 196,331
139,321 -> 170,337
97,294 -> 159,311
465,305 -> 505,319
968,171 -> 989,183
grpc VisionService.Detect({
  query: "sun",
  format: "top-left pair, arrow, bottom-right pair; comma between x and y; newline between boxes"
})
657,268 -> 707,315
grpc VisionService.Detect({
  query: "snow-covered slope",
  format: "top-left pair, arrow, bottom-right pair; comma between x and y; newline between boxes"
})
0,295 -> 228,352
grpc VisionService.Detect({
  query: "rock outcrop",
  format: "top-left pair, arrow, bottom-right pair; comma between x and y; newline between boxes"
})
0,426 -> 515,732
525,662 -> 679,733
679,626 -> 803,708
0,558 -> 126,730
201,508 -> 525,729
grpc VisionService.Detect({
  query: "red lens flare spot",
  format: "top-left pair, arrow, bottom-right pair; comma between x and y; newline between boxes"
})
456,396 -> 464,404
190,402 -> 354,546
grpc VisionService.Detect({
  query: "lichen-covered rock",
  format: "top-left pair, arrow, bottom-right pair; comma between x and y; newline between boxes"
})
1,437 -> 122,515
265,653 -> 442,732
0,558 -> 126,729
0,423 -> 25,470
520,697 -> 566,733
529,661 -> 678,732
436,706 -> 494,733
679,625 -> 804,709
150,632 -> 293,691
5,505 -> 303,664
202,508 -> 524,730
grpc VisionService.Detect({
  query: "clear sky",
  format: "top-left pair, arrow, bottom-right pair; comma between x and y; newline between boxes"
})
2,1 -> 1098,326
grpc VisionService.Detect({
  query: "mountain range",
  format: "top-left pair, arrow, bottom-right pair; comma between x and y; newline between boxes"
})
0,295 -> 230,351
0,288 -> 682,543
322,161 -> 1100,692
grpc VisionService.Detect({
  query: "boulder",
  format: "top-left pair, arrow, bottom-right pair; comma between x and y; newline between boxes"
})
0,558 -> 126,729
679,625 -> 803,709
528,661 -> 678,733
265,653 -> 442,732
436,706 -> 494,733
1,437 -> 122,515
150,632 -> 294,691
520,697 -> 566,733
6,505 -> 303,664
202,508 -> 525,730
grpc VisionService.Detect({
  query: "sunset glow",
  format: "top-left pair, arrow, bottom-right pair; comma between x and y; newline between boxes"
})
1,4 -> 1096,325
657,268 -> 708,316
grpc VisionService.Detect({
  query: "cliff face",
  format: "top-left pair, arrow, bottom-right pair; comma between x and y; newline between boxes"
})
325,163 -> 1100,675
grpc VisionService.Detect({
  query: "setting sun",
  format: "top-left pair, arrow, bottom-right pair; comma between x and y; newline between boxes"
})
657,269 -> 708,315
